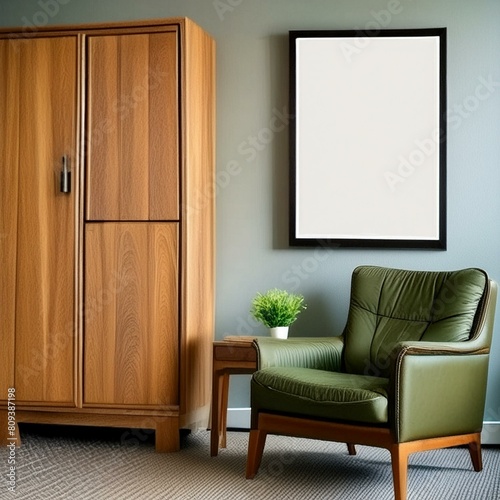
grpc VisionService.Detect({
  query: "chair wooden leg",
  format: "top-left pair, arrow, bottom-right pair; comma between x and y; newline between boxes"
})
347,443 -> 356,455
246,429 -> 267,479
467,433 -> 482,472
390,443 -> 409,500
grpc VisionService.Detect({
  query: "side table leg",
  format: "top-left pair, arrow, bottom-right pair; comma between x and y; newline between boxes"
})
210,369 -> 221,456
220,373 -> 230,448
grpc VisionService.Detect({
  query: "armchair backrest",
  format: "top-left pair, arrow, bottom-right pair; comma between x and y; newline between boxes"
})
342,266 -> 490,377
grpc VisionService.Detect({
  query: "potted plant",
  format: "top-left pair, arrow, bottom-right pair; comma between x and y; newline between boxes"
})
251,288 -> 306,339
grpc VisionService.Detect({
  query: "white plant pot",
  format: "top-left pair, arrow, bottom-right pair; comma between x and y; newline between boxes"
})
269,326 -> 289,339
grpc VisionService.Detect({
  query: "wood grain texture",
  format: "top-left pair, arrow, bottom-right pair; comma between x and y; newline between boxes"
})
84,223 -> 179,406
0,19 -> 215,451
1,409 -> 180,452
0,40 -> 20,398
0,36 -> 78,404
178,19 -> 216,428
86,30 -> 179,221
246,412 -> 484,500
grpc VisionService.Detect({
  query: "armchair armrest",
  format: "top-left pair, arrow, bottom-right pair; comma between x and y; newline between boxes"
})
391,340 -> 490,443
391,280 -> 496,443
253,336 -> 344,371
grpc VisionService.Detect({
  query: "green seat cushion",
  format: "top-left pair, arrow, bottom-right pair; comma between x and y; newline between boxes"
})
252,367 -> 389,424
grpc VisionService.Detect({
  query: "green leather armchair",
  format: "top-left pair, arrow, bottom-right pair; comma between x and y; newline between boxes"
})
246,266 -> 497,500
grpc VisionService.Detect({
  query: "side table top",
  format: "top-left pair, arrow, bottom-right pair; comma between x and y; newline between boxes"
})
212,335 -> 259,347
224,335 -> 258,342
213,336 -> 258,362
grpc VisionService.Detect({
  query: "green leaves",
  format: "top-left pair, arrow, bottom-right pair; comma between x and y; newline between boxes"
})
251,288 -> 306,328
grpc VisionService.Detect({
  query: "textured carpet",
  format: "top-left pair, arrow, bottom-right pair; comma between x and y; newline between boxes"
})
1,424 -> 499,499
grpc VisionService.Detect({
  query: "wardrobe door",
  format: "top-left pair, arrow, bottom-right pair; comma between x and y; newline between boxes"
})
84,223 -> 179,407
0,36 -> 79,404
85,30 -> 179,221
0,39 -> 20,398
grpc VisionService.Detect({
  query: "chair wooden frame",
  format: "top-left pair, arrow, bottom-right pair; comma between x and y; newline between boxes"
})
246,413 -> 483,500
245,273 -> 496,500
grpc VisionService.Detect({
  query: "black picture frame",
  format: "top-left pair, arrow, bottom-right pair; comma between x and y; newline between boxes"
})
289,28 -> 447,249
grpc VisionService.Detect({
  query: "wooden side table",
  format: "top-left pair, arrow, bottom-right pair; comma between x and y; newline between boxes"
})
210,336 -> 257,456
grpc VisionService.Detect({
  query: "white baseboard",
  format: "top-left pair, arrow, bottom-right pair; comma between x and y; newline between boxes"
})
481,422 -> 500,445
226,408 -> 251,429
226,408 -> 500,445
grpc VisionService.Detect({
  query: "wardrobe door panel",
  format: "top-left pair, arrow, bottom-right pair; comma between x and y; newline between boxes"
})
0,40 -> 20,397
84,223 -> 179,406
14,37 -> 78,404
86,30 -> 179,221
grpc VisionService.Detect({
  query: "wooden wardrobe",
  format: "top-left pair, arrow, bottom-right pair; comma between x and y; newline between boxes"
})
0,18 -> 215,452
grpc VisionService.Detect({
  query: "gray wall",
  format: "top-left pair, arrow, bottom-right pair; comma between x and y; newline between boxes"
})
2,0 -> 499,434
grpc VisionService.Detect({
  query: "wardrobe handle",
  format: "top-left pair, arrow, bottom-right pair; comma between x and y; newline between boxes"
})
60,155 -> 71,194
